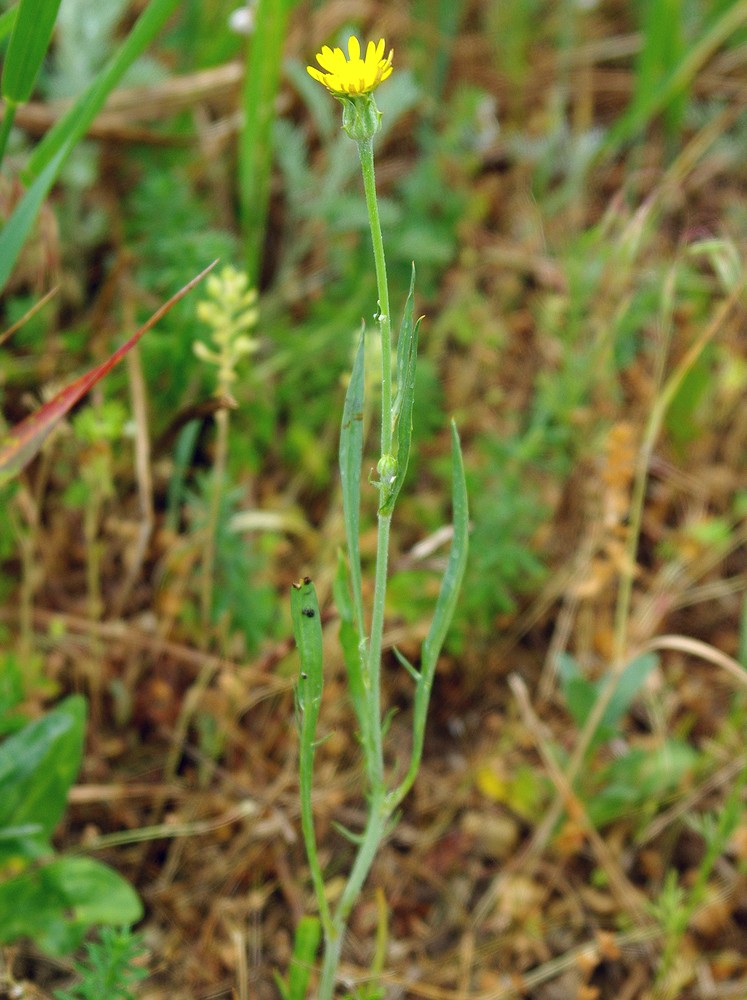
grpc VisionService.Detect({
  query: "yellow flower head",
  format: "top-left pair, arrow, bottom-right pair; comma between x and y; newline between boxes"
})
307,36 -> 393,96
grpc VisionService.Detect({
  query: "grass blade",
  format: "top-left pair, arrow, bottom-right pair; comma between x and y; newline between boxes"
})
0,7 -> 19,44
0,144 -> 67,296
23,0 -> 182,183
239,0 -> 299,282
632,0 -> 686,143
0,261 -> 217,484
0,0 -> 182,290
1,0 -> 62,104
601,0 -> 747,156
286,916 -> 322,1000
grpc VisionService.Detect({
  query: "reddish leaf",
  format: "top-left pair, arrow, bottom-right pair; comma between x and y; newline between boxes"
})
0,260 -> 218,485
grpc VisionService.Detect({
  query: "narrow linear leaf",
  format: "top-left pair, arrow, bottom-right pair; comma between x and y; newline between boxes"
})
0,260 -> 217,484
0,143 -> 68,295
601,0 -> 747,156
393,421 -> 468,808
421,421 -> 469,678
286,916 -> 322,1000
334,551 -> 367,736
272,973 -> 290,1000
290,576 -> 331,931
339,328 -> 366,641
23,0 -> 183,183
1,0 -> 62,104
393,264 -> 417,426
330,821 -> 365,846
380,265 -> 420,516
290,576 -> 323,719
0,0 -> 182,274
0,284 -> 59,348
0,7 -> 19,45
240,0 -> 296,282
392,645 -> 420,683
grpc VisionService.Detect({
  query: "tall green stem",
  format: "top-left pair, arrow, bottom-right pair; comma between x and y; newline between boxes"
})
314,130 -> 395,1000
365,512 -> 390,785
358,132 -> 393,800
317,794 -> 388,999
357,138 -> 392,457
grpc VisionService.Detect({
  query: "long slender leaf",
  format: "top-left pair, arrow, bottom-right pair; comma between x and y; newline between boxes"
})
392,421 -> 469,807
601,0 -> 747,156
0,7 -> 19,44
1,0 -> 62,104
392,264 -> 416,426
0,0 -> 183,292
339,329 -> 366,645
0,144 -> 68,295
291,576 -> 323,724
333,551 -> 367,737
286,916 -> 322,1000
632,0 -> 686,142
23,0 -> 182,183
0,261 -> 217,484
290,575 -> 331,932
380,267 -> 420,517
239,0 -> 299,282
420,422 -> 469,678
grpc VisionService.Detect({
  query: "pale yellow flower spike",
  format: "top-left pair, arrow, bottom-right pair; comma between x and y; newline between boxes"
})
307,35 -> 394,96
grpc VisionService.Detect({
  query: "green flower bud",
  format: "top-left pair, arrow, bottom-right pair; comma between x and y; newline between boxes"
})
377,453 -> 397,486
339,94 -> 382,142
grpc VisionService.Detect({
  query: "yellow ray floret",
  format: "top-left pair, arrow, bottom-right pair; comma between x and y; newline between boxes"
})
307,36 -> 394,96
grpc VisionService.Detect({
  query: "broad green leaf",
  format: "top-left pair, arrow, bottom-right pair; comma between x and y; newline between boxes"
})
0,856 -> 142,955
0,694 -> 85,837
0,261 -> 217,483
0,861 -> 67,949
0,826 -> 49,872
587,740 -> 697,828
560,652 -> 659,750
1,0 -> 62,104
44,856 -> 143,926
